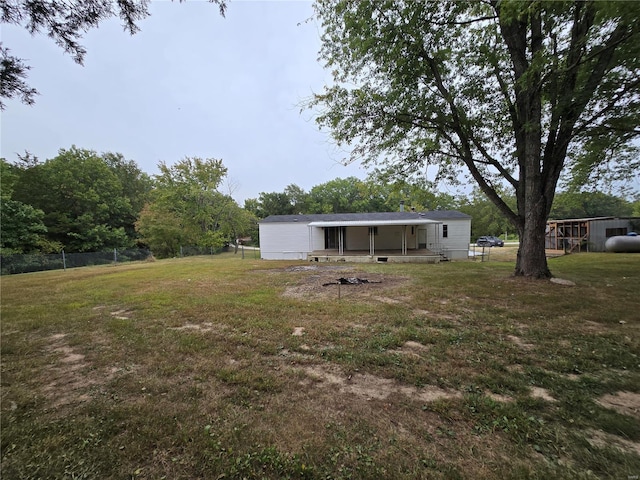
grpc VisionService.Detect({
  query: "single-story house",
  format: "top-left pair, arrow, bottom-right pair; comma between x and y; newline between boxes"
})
258,210 -> 471,263
545,216 -> 640,252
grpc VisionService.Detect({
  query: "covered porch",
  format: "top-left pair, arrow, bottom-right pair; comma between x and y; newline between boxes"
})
307,218 -> 443,263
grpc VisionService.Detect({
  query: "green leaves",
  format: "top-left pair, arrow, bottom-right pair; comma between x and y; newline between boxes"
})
136,157 -> 253,258
9,147 -> 149,252
0,198 -> 50,254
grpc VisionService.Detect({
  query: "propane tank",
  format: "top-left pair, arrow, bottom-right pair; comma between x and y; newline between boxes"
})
605,233 -> 640,253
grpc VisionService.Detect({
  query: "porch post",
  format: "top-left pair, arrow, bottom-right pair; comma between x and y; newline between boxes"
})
339,226 -> 344,255
369,227 -> 374,255
402,225 -> 407,255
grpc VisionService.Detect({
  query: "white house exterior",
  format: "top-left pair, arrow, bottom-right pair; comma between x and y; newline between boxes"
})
259,211 -> 471,262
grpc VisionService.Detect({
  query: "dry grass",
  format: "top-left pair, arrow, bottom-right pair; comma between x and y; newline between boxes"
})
1,252 -> 639,479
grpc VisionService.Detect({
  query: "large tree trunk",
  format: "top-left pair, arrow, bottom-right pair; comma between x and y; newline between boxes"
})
499,6 -> 553,279
514,207 -> 551,278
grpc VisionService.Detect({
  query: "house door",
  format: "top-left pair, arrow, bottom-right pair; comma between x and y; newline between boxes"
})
325,227 -> 345,249
418,228 -> 427,249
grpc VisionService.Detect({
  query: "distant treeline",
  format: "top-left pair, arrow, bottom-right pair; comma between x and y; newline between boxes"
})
2,147 -> 637,258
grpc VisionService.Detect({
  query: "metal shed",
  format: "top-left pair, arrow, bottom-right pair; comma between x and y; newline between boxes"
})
545,217 -> 640,252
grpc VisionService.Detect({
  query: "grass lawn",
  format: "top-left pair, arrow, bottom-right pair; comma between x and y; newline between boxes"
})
1,251 -> 639,479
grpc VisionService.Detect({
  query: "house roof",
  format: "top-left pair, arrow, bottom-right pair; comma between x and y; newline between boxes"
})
547,216 -> 640,223
259,210 -> 471,224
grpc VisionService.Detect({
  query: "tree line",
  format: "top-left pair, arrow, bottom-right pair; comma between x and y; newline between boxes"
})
2,147 -> 637,258
244,176 -> 638,240
0,147 -> 251,258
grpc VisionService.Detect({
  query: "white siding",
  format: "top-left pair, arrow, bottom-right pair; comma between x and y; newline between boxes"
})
346,226 -> 369,250
440,219 -> 471,260
310,226 -> 324,251
259,223 -> 311,260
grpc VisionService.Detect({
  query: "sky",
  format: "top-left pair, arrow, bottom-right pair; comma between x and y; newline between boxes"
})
0,0 -> 368,204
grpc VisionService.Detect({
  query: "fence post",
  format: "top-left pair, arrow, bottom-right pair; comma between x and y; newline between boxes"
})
180,246 -> 183,257
62,250 -> 66,271
114,248 -> 117,264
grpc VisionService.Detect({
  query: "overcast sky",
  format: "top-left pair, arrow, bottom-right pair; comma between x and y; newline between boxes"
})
0,0 -> 368,204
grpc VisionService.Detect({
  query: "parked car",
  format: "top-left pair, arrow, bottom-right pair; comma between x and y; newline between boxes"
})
477,236 -> 504,247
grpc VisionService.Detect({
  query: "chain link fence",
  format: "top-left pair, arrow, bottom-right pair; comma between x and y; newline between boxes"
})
0,249 -> 153,275
0,244 -> 258,275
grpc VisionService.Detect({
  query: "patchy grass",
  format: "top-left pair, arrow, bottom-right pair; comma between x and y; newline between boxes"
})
1,252 -> 639,479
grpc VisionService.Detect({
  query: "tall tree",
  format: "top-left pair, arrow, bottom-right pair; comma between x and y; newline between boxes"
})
136,157 -> 253,257
283,184 -> 308,214
306,176 -> 385,213
0,158 -> 54,253
102,152 -> 153,240
245,184 -> 309,219
550,191 -> 633,219
0,0 -> 226,108
11,147 -> 148,251
256,192 -> 298,217
0,198 -> 51,253
310,1 -> 640,278
459,188 -> 517,240
365,172 -> 460,212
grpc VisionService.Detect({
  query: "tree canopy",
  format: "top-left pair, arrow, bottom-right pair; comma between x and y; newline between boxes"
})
7,147 -> 151,252
244,175 -> 460,218
550,191 -> 634,219
136,157 -> 255,258
310,0 -> 640,278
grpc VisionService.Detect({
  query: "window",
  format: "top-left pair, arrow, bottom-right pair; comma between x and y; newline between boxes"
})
606,227 -> 627,237
443,224 -> 448,238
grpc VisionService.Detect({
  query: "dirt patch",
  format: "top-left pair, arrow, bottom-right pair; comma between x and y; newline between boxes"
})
167,322 -> 229,334
596,391 -> 640,419
530,387 -> 556,402
272,265 -> 409,303
506,364 -> 525,374
41,334 -> 95,408
486,392 -> 514,403
38,333 -> 134,410
286,265 -> 350,273
292,327 -> 305,336
402,340 -> 430,352
586,429 -> 640,456
48,335 -> 86,365
371,295 -> 405,305
506,335 -> 535,351
301,364 -> 461,403
110,309 -> 133,320
583,321 -> 609,334
391,341 -> 432,358
550,278 -> 576,286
